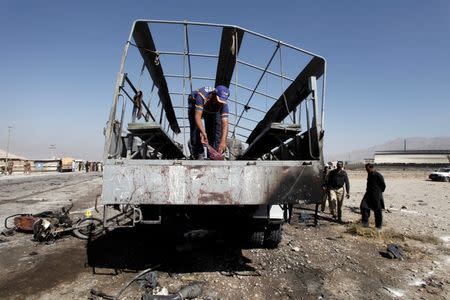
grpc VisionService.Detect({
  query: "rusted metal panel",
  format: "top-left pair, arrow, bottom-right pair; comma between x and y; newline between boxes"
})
102,160 -> 323,205
14,215 -> 38,232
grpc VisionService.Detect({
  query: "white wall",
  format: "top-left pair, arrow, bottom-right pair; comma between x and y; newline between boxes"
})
374,154 -> 450,164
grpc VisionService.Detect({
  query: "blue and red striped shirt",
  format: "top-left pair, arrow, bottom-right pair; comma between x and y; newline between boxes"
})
189,87 -> 229,119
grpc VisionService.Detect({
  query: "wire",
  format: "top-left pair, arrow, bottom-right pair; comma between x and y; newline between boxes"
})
115,265 -> 161,299
4,214 -> 29,229
129,42 -> 160,65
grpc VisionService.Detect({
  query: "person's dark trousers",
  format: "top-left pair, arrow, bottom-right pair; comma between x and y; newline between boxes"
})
203,111 -> 221,149
361,207 -> 383,228
374,208 -> 383,228
188,108 -> 204,158
361,207 -> 370,226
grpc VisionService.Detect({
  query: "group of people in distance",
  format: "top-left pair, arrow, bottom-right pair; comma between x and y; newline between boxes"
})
322,161 -> 386,229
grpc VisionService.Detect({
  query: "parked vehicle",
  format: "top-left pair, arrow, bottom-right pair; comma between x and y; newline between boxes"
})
60,157 -> 75,172
101,20 -> 327,248
429,167 -> 450,182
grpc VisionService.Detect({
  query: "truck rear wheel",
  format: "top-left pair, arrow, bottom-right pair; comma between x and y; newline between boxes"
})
264,224 -> 282,248
248,230 -> 265,248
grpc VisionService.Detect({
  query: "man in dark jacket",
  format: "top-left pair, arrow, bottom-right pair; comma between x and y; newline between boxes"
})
325,161 -> 350,222
360,163 -> 386,229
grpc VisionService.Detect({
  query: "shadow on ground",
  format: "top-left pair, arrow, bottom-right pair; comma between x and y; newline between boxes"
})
86,226 -> 256,274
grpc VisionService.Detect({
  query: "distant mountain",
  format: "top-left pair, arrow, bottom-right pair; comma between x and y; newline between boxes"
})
326,137 -> 450,162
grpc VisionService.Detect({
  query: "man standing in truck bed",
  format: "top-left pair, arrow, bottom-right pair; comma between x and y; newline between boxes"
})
188,85 -> 230,159
325,161 -> 350,222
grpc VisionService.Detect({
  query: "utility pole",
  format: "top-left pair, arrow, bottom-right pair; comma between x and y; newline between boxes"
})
5,125 -> 12,166
49,144 -> 56,159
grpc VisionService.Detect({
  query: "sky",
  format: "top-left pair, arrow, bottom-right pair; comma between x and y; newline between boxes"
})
0,0 -> 449,160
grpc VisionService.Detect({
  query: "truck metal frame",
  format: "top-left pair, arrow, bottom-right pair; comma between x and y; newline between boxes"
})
101,20 -> 327,247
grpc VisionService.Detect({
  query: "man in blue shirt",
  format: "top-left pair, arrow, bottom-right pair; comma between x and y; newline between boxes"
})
188,85 -> 230,159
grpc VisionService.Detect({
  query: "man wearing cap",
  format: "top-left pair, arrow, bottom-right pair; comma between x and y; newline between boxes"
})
325,161 -> 350,222
188,85 -> 230,159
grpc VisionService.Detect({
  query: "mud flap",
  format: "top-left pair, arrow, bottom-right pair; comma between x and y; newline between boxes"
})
252,205 -> 284,223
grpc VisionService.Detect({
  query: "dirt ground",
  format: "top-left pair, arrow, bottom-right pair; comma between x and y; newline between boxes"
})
0,170 -> 449,299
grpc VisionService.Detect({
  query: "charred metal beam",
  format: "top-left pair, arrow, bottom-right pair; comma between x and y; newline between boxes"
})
241,123 -> 301,159
246,57 -> 325,144
132,21 -> 180,133
127,122 -> 184,159
215,27 -> 244,87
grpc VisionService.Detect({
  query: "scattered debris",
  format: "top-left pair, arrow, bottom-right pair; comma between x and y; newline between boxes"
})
137,270 -> 158,290
297,211 -> 315,226
151,286 -> 169,296
90,289 -> 116,300
1,228 -> 15,237
409,279 -> 426,286
380,244 -> 404,260
90,265 -> 201,300
142,284 -> 202,300
3,201 -> 104,243
422,276 -> 445,294
90,265 -> 161,300
383,286 -> 405,297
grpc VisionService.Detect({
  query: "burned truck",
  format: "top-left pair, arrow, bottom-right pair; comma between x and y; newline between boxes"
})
102,20 -> 327,247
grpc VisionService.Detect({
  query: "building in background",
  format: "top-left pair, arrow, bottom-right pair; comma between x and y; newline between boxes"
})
1,149 -> 77,173
0,149 -> 28,174
374,150 -> 450,165
32,159 -> 61,172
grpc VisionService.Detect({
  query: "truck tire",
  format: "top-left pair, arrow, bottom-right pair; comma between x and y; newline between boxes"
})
248,230 -> 265,248
264,224 -> 282,248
